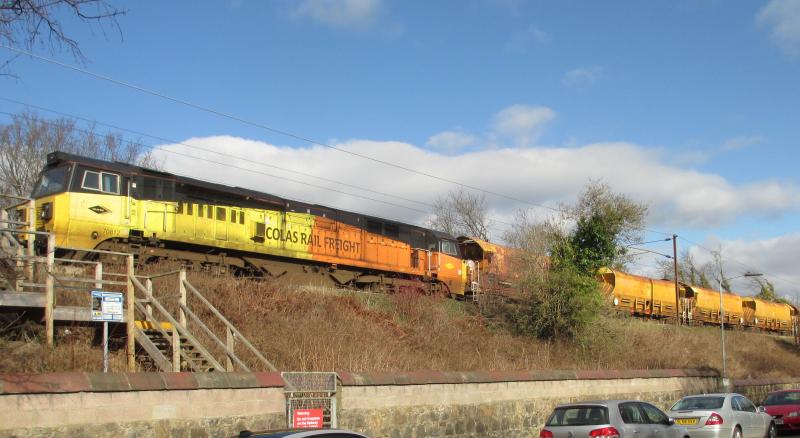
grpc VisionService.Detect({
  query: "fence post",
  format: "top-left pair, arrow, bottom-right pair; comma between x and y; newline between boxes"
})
178,268 -> 187,328
126,254 -> 135,372
94,263 -> 103,291
44,234 -> 55,345
226,326 -> 234,372
25,199 -> 35,282
145,278 -> 153,319
172,326 -> 181,372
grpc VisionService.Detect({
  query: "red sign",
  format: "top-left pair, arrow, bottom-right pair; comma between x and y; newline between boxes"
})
293,409 -> 324,429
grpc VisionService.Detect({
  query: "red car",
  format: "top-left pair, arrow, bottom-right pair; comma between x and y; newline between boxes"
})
761,390 -> 800,433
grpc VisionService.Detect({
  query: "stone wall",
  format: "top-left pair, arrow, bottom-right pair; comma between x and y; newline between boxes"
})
2,370 -> 798,438
733,377 -> 800,405
0,372 -> 287,438
336,370 -> 719,438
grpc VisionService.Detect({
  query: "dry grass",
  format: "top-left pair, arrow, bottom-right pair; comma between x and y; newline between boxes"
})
1,264 -> 799,376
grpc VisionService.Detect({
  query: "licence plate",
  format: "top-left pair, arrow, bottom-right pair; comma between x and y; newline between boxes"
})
676,418 -> 699,425
775,419 -> 783,425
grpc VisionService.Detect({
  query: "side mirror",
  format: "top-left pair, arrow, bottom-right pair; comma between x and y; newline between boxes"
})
666,418 -> 675,426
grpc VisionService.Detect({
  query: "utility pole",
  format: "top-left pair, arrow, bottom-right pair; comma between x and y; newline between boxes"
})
673,235 -> 680,325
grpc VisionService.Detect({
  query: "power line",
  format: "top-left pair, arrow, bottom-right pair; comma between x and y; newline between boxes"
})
0,109 -> 431,215
678,235 -> 799,294
0,97 -> 519,229
1,45 -> 674,238
0,108 -> 518,239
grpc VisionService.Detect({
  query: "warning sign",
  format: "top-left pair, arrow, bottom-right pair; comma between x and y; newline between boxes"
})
293,409 -> 324,429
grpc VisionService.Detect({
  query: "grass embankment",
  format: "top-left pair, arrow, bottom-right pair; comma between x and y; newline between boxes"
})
1,267 -> 798,376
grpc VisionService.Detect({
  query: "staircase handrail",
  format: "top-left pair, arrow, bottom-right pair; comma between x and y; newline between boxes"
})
178,302 -> 250,372
129,275 -> 225,372
183,279 -> 278,372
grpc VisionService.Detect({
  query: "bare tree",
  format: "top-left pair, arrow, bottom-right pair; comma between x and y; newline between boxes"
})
0,111 -> 159,198
657,249 -> 713,288
1,0 -> 124,75
428,188 -> 492,240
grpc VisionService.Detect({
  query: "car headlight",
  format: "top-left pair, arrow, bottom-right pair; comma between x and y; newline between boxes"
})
788,411 -> 800,418
39,202 -> 53,221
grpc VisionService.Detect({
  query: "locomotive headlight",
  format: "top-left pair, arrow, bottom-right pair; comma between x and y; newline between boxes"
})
613,297 -> 619,306
39,202 -> 53,221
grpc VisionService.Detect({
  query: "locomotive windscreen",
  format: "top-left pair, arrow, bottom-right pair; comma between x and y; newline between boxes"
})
32,166 -> 70,198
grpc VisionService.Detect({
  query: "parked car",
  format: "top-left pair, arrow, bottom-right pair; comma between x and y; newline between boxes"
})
236,429 -> 370,438
760,389 -> 800,433
667,393 -> 775,438
540,400 -> 689,438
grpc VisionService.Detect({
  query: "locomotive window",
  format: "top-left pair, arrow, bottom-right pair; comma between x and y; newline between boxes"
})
216,207 -> 226,221
239,212 -> 245,224
187,203 -> 193,215
177,202 -> 183,214
384,223 -> 399,239
33,166 -> 70,198
230,211 -> 237,223
206,205 -> 213,219
441,240 -> 459,256
101,173 -> 119,194
82,171 -> 100,190
82,171 -> 120,194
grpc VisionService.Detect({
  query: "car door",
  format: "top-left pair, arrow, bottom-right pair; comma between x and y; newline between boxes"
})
640,402 -> 678,438
619,402 -> 651,438
739,396 -> 766,438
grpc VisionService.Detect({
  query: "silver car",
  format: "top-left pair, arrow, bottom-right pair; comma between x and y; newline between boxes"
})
667,393 -> 775,438
541,400 -> 689,438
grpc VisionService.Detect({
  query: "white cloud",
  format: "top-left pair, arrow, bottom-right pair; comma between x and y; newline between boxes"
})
561,66 -> 603,89
491,105 -> 556,147
757,0 -> 800,57
426,131 -> 477,153
687,233 -> 800,303
504,25 -> 549,53
291,0 -> 382,30
151,134 -> 800,239
722,134 -> 764,151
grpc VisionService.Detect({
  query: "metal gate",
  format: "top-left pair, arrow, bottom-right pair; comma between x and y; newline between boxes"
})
282,372 -> 338,429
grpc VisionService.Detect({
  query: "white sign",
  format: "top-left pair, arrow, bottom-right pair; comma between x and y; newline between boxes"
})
91,291 -> 123,322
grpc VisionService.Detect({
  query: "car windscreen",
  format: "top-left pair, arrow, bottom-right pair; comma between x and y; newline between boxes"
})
671,396 -> 725,410
546,406 -> 609,426
763,392 -> 800,406
32,166 -> 70,198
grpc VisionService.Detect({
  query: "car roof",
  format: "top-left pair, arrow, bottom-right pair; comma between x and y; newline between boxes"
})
555,400 -> 639,408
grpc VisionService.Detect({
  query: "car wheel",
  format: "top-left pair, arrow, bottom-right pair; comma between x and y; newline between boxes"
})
733,426 -> 742,438
765,423 -> 776,438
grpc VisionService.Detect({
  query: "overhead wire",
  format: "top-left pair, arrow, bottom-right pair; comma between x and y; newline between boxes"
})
677,235 -> 799,295
0,108 -> 516,237
0,97 -> 518,228
0,45 -> 672,237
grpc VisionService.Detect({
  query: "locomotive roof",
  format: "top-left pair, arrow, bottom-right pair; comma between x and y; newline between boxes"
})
45,151 -> 458,241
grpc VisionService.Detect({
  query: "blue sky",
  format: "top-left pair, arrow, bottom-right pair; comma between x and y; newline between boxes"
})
2,0 -> 799,299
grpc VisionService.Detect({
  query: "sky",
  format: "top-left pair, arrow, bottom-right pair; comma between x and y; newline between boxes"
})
1,0 -> 799,301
